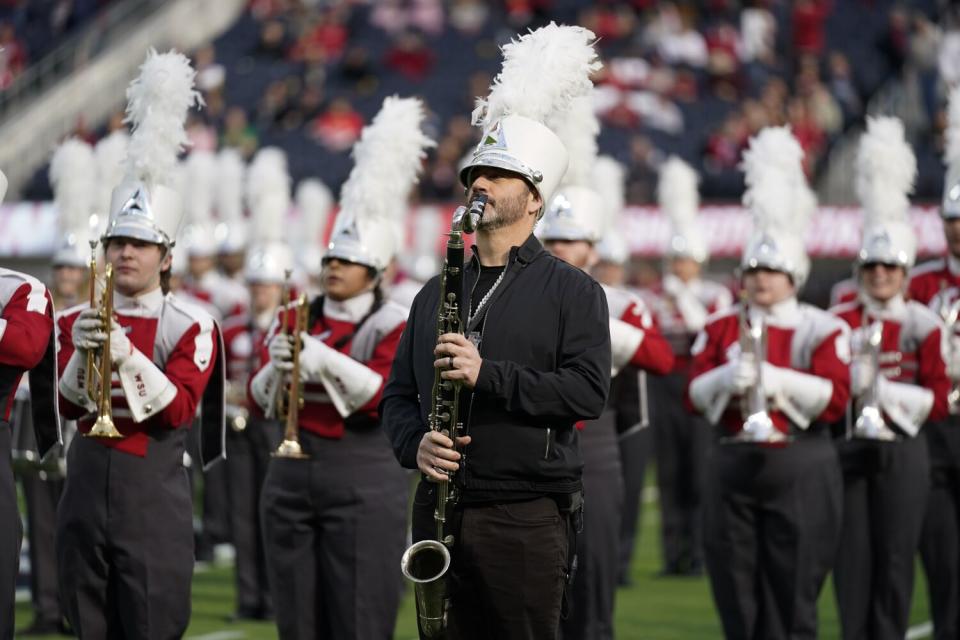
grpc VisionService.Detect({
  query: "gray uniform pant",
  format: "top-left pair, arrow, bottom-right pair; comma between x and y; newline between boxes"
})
260,426 -> 408,640
833,436 -> 930,640
57,430 -> 194,639
561,409 -> 622,640
704,430 -> 842,640
919,418 -> 960,640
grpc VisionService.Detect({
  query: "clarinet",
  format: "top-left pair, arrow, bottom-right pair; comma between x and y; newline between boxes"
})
400,193 -> 487,639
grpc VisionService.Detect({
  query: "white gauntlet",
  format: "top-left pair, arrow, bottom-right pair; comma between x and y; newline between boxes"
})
59,350 -> 95,413
610,317 -> 643,377
250,364 -> 283,418
299,332 -> 382,418
762,364 -> 832,429
876,377 -> 932,437
117,350 -> 177,422
689,361 -> 737,424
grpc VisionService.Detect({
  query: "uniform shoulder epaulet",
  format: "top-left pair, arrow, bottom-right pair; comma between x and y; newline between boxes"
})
704,303 -> 738,327
828,299 -> 860,317
601,283 -> 641,318
350,299 -> 408,362
906,299 -> 946,340
0,267 -> 47,310
165,293 -> 217,337
800,302 -> 849,339
909,257 -> 946,279
220,312 -> 251,332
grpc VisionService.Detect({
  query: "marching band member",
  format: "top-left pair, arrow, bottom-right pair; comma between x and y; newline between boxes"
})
592,156 -> 659,587
56,51 -> 225,637
220,148 -> 294,621
541,95 -> 674,639
830,116 -> 949,640
687,127 -> 850,639
651,157 -> 732,577
0,167 -> 59,640
910,84 -> 960,640
249,95 -> 432,639
383,24 -> 610,639
18,139 -> 96,635
180,149 -> 247,320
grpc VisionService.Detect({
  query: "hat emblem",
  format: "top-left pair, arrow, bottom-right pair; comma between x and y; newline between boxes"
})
119,187 -> 153,220
479,120 -> 507,151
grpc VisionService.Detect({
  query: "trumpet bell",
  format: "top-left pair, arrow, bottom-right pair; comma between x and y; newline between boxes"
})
853,406 -> 897,441
401,539 -> 451,639
87,414 -> 123,439
721,411 -> 789,444
273,438 -> 308,459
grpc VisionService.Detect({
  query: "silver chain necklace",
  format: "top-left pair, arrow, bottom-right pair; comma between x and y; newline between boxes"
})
469,267 -> 507,326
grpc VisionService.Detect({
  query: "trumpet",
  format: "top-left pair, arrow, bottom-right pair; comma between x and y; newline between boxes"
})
722,294 -> 785,444
850,312 -> 897,441
84,241 -> 122,439
273,271 -> 309,459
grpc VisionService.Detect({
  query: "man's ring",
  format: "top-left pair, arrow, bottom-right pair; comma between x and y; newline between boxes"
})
448,356 -> 455,369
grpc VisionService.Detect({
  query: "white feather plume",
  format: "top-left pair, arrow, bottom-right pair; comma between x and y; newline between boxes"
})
592,155 -> 625,234
856,116 -> 916,228
335,95 -> 435,233
473,22 -> 601,128
294,178 -> 333,247
122,49 -> 202,189
182,150 -> 218,226
658,156 -> 699,230
947,85 -> 960,172
216,148 -> 246,223
49,138 -> 96,236
741,126 -> 815,236
246,147 -> 290,244
550,95 -> 599,187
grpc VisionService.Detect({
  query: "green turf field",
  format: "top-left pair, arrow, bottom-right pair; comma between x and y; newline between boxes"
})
14,496 -> 933,639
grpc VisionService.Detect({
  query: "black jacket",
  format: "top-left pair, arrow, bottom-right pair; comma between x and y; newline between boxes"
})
380,234 -> 611,495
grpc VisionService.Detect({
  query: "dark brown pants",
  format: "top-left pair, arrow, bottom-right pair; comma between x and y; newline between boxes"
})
412,484 -> 569,640
0,424 -> 20,640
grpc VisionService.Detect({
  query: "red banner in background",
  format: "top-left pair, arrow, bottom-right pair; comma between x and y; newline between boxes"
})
1,202 -> 945,259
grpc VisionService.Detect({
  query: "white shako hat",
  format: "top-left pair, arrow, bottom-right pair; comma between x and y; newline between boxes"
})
293,177 -> 333,277
244,146 -> 293,284
399,206 -> 443,283
459,23 -> 601,214
49,138 -> 96,268
856,116 -> 918,268
326,95 -> 435,273
181,150 -> 219,258
103,49 -> 202,248
660,156 -> 707,263
215,147 -> 248,254
93,130 -> 128,234
943,85 -> 960,219
541,94 -> 606,243
739,126 -> 816,287
593,155 -> 629,265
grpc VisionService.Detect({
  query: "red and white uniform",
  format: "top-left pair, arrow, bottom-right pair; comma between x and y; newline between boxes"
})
829,277 -> 859,307
250,293 -> 406,438
832,296 -> 950,428
58,288 -> 221,457
221,310 -> 270,412
651,275 -> 733,373
604,284 -> 674,376
183,270 -> 249,320
909,257 -> 960,306
688,299 -> 851,437
0,268 -> 54,421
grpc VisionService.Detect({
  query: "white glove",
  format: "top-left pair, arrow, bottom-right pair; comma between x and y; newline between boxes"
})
876,377 -> 932,437
297,331 -> 383,417
762,364 -> 833,429
849,355 -> 876,397
109,320 -> 134,366
72,308 -> 106,351
731,353 -> 758,394
268,333 -> 294,372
